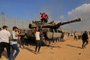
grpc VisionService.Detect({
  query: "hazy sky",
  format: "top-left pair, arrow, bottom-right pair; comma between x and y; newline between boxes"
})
0,0 -> 90,31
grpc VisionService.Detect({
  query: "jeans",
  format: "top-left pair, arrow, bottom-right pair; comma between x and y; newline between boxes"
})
10,44 -> 20,60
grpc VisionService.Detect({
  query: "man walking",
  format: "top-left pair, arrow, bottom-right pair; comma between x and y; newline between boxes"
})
10,26 -> 20,60
82,31 -> 89,49
0,25 -> 11,59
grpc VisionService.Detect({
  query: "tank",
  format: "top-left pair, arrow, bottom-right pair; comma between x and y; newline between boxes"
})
28,18 -> 81,45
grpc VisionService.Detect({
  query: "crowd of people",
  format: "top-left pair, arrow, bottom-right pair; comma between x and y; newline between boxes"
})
0,25 -> 43,60
0,25 -> 89,60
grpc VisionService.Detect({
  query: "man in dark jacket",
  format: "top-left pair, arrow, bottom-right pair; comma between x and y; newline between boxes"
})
82,31 -> 89,48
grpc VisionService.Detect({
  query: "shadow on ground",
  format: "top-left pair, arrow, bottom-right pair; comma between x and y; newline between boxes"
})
66,44 -> 81,49
24,47 -> 35,54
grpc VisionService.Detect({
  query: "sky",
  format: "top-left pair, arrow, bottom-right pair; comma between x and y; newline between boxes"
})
0,0 -> 86,20
0,0 -> 90,31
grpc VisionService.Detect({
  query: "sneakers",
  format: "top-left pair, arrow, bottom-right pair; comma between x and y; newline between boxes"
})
35,52 -> 40,54
82,46 -> 86,49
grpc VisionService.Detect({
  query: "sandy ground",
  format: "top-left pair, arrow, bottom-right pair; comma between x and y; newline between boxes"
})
16,35 -> 90,60
1,35 -> 90,60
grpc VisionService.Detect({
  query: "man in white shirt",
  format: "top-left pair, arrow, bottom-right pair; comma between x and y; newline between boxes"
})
10,26 -> 20,60
0,25 -> 11,59
35,27 -> 42,54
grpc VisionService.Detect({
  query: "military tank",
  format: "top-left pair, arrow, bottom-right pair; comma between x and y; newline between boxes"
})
28,18 -> 81,45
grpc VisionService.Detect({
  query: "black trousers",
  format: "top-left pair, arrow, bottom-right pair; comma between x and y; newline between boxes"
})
82,40 -> 88,48
0,42 -> 10,58
35,40 -> 42,53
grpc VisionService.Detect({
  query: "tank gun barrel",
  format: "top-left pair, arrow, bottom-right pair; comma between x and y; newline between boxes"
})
60,18 -> 81,25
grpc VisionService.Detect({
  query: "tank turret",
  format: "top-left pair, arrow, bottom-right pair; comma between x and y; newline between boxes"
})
29,18 -> 81,29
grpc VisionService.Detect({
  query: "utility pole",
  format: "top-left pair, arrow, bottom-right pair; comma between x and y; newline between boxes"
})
1,12 -> 5,26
